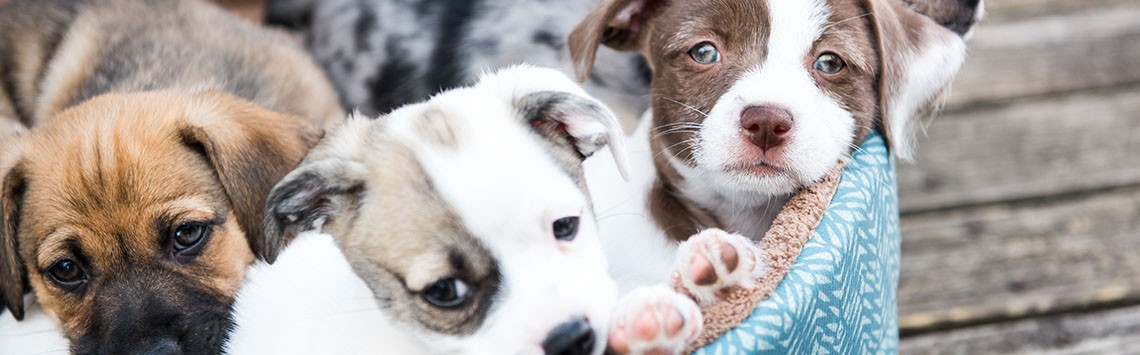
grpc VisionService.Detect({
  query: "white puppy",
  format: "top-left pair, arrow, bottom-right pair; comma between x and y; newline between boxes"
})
226,66 -> 629,355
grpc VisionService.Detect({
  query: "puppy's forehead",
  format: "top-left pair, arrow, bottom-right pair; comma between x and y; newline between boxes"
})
18,104 -> 226,256
390,89 -> 587,242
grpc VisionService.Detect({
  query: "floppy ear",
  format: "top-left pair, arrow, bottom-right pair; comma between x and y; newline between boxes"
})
517,90 -> 630,180
567,0 -> 666,82
0,161 -> 27,321
179,96 -> 323,262
261,157 -> 367,264
261,118 -> 372,264
868,0 -> 982,160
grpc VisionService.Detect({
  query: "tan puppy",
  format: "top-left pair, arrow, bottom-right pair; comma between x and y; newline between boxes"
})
0,0 -> 341,353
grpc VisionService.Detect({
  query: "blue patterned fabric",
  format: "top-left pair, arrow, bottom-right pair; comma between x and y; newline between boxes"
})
696,132 -> 900,354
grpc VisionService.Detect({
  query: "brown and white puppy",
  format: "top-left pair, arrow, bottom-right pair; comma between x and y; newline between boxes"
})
226,66 -> 627,355
571,0 -> 982,352
0,0 -> 341,353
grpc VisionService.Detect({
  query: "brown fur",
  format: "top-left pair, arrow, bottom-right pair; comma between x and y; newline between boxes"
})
264,117 -> 503,336
0,0 -> 341,351
3,92 -> 320,350
570,0 -> 966,242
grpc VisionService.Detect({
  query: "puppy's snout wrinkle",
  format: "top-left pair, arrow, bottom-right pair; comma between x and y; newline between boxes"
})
542,317 -> 596,355
740,106 -> 794,151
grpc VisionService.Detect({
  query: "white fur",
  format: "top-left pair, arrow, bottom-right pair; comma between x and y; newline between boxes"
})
887,33 -> 968,160
687,0 -> 849,218
0,297 -> 69,355
228,66 -> 620,354
225,232 -> 426,354
383,67 -> 619,354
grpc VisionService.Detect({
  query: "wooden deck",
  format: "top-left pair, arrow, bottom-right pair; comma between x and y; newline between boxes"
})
896,0 -> 1140,353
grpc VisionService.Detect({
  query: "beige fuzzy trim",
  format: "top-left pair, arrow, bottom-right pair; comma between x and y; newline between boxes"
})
686,162 -> 847,352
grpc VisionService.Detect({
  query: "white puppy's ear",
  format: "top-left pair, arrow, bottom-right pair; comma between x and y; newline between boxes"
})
868,0 -> 983,160
568,0 -> 666,82
517,90 -> 630,180
260,118 -> 374,264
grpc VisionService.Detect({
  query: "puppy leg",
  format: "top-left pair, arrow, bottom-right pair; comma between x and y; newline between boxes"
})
608,286 -> 702,355
673,228 -> 766,306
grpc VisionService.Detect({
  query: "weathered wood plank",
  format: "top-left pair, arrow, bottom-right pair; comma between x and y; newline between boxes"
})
945,2 -> 1140,109
899,84 -> 1140,212
900,304 -> 1140,354
984,0 -> 1139,22
897,186 -> 1140,333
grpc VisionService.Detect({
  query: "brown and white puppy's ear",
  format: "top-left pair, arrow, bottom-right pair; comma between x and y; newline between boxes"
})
517,90 -> 630,181
262,118 -> 372,264
0,140 -> 28,320
868,0 -> 984,160
567,0 -> 665,82
178,92 -> 323,262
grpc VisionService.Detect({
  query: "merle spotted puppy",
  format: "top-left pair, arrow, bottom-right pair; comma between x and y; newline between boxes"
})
267,0 -> 651,127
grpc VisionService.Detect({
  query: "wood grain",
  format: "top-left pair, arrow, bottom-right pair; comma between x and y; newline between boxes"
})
899,85 -> 1140,213
945,2 -> 1140,109
900,304 -> 1140,354
897,186 -> 1140,333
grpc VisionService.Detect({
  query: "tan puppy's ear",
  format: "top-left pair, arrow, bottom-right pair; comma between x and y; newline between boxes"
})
567,0 -> 665,82
867,0 -> 982,160
180,94 -> 323,261
0,159 -> 27,321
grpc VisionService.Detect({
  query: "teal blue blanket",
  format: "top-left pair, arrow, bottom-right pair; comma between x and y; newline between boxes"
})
698,132 -> 900,354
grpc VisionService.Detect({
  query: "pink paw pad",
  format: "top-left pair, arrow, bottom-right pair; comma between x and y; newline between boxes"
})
674,228 -> 766,306
608,286 -> 702,355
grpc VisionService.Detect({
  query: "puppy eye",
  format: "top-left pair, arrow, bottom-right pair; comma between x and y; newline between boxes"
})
553,216 -> 580,241
688,42 -> 720,65
47,259 -> 87,290
422,277 -> 471,309
171,222 -> 211,256
813,53 -> 846,74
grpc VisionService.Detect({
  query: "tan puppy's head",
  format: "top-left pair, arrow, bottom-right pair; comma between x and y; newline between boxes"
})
0,91 -> 320,354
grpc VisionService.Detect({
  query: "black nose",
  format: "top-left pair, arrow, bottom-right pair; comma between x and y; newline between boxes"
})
740,105 -> 794,151
542,317 -> 597,355
137,338 -> 181,355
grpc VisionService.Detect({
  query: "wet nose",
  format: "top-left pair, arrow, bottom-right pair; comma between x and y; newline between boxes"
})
740,105 -> 794,151
542,316 -> 597,355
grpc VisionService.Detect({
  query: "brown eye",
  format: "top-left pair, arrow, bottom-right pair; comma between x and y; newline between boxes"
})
48,259 -> 87,290
171,222 -> 210,258
688,42 -> 720,65
813,53 -> 845,74
422,277 -> 472,309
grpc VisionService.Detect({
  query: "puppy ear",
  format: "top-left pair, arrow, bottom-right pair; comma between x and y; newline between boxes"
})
179,95 -> 323,262
517,90 -> 630,180
868,0 -> 982,160
262,119 -> 370,264
901,0 -> 984,36
0,160 -> 27,320
568,0 -> 665,82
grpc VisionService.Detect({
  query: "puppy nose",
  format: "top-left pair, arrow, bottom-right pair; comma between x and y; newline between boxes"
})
740,105 -> 794,151
542,316 -> 596,355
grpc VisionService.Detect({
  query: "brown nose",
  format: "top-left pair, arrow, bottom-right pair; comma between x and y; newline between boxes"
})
740,105 -> 794,151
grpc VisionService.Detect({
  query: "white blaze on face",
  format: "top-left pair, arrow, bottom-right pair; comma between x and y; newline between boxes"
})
683,0 -> 855,206
386,77 -> 616,354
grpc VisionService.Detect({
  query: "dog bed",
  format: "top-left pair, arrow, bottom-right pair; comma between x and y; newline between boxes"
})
691,132 -> 900,354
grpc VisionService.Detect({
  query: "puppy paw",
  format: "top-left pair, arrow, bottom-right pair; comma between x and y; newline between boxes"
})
608,286 -> 702,355
673,228 -> 766,306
